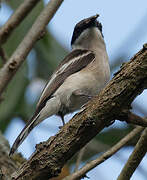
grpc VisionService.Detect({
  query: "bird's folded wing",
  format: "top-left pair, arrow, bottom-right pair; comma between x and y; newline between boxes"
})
36,49 -> 95,115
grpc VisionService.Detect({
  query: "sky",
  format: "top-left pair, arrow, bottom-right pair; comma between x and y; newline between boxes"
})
1,0 -> 147,179
48,0 -> 147,61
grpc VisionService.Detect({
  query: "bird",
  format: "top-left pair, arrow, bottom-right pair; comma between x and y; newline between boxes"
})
9,14 -> 110,155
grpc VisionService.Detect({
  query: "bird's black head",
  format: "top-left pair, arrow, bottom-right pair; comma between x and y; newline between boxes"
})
71,14 -> 103,46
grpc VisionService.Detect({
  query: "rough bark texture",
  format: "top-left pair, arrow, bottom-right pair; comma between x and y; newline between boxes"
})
11,45 -> 147,179
0,132 -> 18,180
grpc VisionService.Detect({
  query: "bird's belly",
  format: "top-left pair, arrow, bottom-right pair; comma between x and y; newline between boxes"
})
54,70 -> 109,113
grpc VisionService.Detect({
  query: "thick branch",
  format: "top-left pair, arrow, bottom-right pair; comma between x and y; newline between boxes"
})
0,131 -> 26,180
0,0 -> 41,44
0,0 -> 64,95
63,126 -> 144,180
11,46 -> 147,180
117,128 -> 147,180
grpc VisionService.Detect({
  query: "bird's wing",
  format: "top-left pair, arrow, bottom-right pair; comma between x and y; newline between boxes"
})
36,49 -> 95,115
9,49 -> 95,156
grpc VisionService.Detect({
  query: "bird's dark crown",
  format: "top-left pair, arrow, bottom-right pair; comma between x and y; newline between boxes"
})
71,14 -> 103,45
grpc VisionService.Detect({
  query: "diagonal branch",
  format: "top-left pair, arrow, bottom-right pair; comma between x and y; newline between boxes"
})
0,0 -> 41,44
63,126 -> 144,180
11,45 -> 147,180
117,127 -> 147,180
0,0 -> 64,95
0,47 -> 8,63
118,112 -> 147,127
74,146 -> 86,172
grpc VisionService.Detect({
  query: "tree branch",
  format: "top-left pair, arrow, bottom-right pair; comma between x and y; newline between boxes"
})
0,0 -> 64,95
11,45 -> 147,179
118,112 -> 147,127
0,131 -> 26,180
117,128 -> 147,180
0,47 -> 8,63
63,126 -> 144,180
74,147 -> 86,172
0,0 -> 41,44
0,131 -> 18,180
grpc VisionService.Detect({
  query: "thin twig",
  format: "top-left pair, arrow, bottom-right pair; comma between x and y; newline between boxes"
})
118,111 -> 147,127
127,113 -> 147,127
0,0 -> 64,95
0,0 -> 41,44
0,47 -> 8,63
74,147 -> 86,172
117,128 -> 147,180
63,126 -> 144,180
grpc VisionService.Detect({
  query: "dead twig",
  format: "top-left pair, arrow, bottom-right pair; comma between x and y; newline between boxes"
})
63,126 -> 144,180
117,128 -> 147,180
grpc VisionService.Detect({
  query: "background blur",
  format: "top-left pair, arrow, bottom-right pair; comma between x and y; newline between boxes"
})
0,0 -> 147,179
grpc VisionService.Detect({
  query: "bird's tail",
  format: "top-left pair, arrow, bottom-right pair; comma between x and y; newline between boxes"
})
9,96 -> 61,156
9,113 -> 40,156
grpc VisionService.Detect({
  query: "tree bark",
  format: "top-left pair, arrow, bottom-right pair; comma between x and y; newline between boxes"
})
11,45 -> 147,179
0,132 -> 18,180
